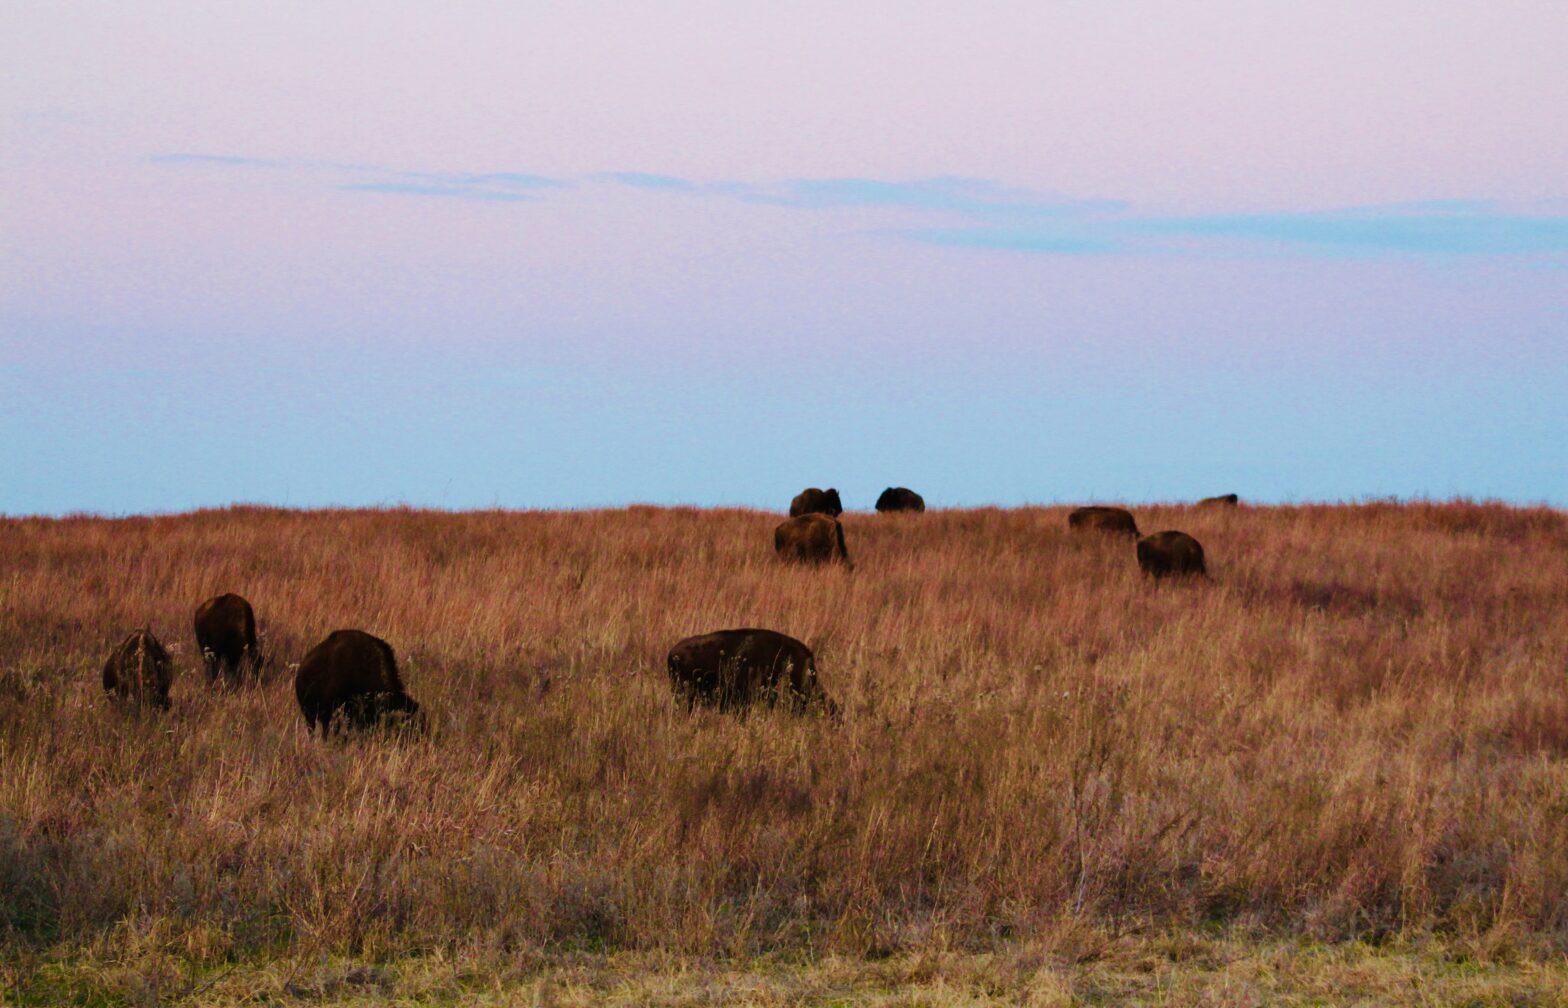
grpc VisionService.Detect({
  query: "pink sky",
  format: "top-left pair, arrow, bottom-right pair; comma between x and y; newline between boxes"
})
8,2 -> 1567,204
3,3 -> 1567,512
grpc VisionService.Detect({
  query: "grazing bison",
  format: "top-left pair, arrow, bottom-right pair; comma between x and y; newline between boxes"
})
294,629 -> 421,735
1136,530 -> 1208,579
1198,493 -> 1239,507
667,628 -> 837,715
774,513 -> 851,566
102,629 -> 173,710
194,592 -> 261,685
875,487 -> 925,513
789,487 -> 843,518
1068,506 -> 1140,537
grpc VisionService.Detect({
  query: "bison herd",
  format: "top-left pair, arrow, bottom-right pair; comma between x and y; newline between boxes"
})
97,488 -> 1234,730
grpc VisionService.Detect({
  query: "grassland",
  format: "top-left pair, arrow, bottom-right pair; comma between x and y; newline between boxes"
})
3,502 -> 1568,1004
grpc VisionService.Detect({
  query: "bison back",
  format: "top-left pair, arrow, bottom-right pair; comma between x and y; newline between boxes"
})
1136,530 -> 1207,579
789,487 -> 843,518
875,487 -> 925,512
1068,506 -> 1140,537
774,513 -> 850,565
194,592 -> 259,683
103,629 -> 173,710
667,628 -> 827,712
294,629 -> 418,733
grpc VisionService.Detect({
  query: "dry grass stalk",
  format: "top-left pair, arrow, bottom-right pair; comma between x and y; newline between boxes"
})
2,501 -> 1566,966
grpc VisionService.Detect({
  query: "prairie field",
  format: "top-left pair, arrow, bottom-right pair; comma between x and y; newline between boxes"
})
4,501 -> 1568,1004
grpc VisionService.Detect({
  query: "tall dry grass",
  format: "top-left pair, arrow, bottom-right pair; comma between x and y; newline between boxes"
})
2,502 -> 1567,963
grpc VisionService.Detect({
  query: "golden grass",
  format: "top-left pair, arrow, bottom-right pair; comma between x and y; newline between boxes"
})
11,932 -> 1568,1005
3,502 -> 1568,983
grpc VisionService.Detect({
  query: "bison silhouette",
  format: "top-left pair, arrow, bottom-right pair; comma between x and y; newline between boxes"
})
294,629 -> 422,735
1068,506 -> 1140,537
194,592 -> 261,685
875,487 -> 925,513
1136,530 -> 1208,579
774,513 -> 851,567
789,487 -> 843,518
102,629 -> 173,710
667,628 -> 837,715
1198,493 -> 1239,507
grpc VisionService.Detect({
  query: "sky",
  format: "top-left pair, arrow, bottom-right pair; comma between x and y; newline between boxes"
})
3,1 -> 1567,514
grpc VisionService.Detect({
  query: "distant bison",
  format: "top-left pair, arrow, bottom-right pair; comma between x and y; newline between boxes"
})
194,593 -> 261,685
875,487 -> 925,513
1068,506 -> 1140,537
1198,493 -> 1239,507
102,629 -> 173,710
789,487 -> 843,518
667,628 -> 837,715
774,513 -> 851,566
1136,530 -> 1208,579
294,629 -> 422,735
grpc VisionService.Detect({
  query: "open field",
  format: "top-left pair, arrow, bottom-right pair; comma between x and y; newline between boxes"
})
3,502 -> 1568,1002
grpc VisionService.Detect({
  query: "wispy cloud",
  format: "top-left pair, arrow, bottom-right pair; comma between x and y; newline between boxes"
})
149,152 -> 1568,258
338,169 -> 568,203
149,154 -> 571,202
736,176 -> 1122,219
889,198 -> 1568,258
456,172 -> 565,189
1138,206 -> 1568,256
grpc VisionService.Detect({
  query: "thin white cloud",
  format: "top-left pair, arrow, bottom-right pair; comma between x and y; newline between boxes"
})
149,153 -> 1568,257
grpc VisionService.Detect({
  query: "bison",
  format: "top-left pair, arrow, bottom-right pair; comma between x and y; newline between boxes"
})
774,513 -> 851,566
667,628 -> 837,715
194,592 -> 261,685
1198,493 -> 1239,507
875,487 -> 925,513
294,629 -> 422,735
102,629 -> 173,710
789,487 -> 843,518
1068,506 -> 1140,537
1136,530 -> 1208,579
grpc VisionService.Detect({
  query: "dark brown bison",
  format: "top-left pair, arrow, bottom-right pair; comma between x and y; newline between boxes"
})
875,487 -> 925,512
1136,530 -> 1208,579
102,629 -> 173,710
774,513 -> 851,566
1068,505 -> 1140,537
194,592 -> 261,685
1198,493 -> 1239,507
789,487 -> 843,517
294,629 -> 421,735
666,628 -> 837,715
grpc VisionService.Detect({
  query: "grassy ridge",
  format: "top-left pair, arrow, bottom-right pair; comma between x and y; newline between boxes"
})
2,502 -> 1567,974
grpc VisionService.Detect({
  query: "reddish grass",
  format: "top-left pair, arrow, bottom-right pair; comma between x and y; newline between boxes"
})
1,501 -> 1567,962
